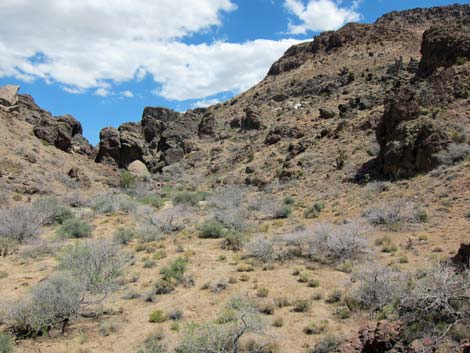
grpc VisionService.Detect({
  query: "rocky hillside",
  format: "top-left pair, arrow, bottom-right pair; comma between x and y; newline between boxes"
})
90,4 -> 470,191
0,4 -> 469,353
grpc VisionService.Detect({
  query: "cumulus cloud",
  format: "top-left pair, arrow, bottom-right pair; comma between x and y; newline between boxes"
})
0,0 -> 299,101
191,98 -> 222,108
285,0 -> 360,33
120,90 -> 134,98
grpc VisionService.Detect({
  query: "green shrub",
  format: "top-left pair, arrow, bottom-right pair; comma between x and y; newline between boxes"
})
160,257 -> 188,282
304,201 -> 325,219
119,171 -> 136,189
283,196 -> 295,205
307,279 -> 320,288
56,218 -> 92,238
154,279 -> 175,295
32,197 -> 74,225
273,206 -> 292,219
326,289 -> 343,304
256,287 -> 269,298
172,191 -> 207,206
272,317 -> 284,327
136,332 -> 167,353
199,220 -> 225,239
0,333 -> 12,353
303,320 -> 328,335
222,231 -> 245,251
139,195 -> 164,208
114,228 -> 134,245
309,334 -> 343,353
149,310 -> 167,323
292,299 -> 310,312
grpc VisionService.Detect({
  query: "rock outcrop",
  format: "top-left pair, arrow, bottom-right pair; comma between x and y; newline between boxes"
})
0,86 -> 93,156
339,320 -> 402,353
376,18 -> 470,178
418,19 -> 470,77
96,107 -> 205,172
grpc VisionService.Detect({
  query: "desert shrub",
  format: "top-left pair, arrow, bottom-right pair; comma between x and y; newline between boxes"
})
292,299 -> 311,313
160,257 -> 188,282
273,205 -> 292,219
20,239 -> 61,259
99,320 -> 118,336
58,239 -> 131,297
256,287 -> 269,298
91,192 -> 138,214
364,199 -> 426,230
5,275 -> 83,337
309,334 -> 344,353
137,206 -> 191,242
139,195 -> 164,208
0,206 -> 41,243
172,191 -> 207,206
304,201 -> 325,219
0,333 -> 12,353
208,186 -> 250,232
303,320 -> 328,335
167,309 -> 183,321
32,197 -> 74,225
176,295 -> 265,353
122,290 -> 141,300
199,219 -> 225,238
154,279 -> 176,295
114,228 -> 134,245
136,332 -> 167,353
307,223 -> 371,262
119,171 -> 136,190
56,218 -> 92,238
245,236 -> 288,263
209,279 -> 229,293
325,289 -> 342,304
272,317 -> 284,327
434,143 -> 470,165
149,310 -> 167,323
397,263 -> 470,341
222,231 -> 246,251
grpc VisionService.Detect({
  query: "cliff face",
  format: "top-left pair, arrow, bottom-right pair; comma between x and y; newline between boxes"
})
92,4 -> 470,186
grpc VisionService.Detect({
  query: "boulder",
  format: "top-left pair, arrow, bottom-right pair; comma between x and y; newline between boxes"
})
128,160 -> 150,179
241,108 -> 263,130
451,243 -> 470,271
0,85 -> 19,107
319,108 -> 336,119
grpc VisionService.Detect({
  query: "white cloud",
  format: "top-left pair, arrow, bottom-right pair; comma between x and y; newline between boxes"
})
0,0 -> 299,101
285,0 -> 360,34
94,88 -> 110,97
120,90 -> 134,98
191,98 -> 222,108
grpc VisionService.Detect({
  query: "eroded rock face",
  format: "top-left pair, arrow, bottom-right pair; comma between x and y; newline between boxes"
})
0,85 -> 19,107
418,19 -> 470,77
241,108 -> 263,130
339,320 -> 402,353
0,87 -> 93,156
96,107 -> 205,171
451,243 -> 470,271
376,20 -> 470,178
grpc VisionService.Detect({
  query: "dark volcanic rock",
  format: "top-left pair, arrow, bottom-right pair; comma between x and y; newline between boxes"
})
418,19 -> 470,77
241,108 -> 263,130
198,113 -> 216,137
339,320 -> 402,353
319,108 -> 336,119
376,87 -> 450,178
95,127 -> 121,166
451,243 -> 470,271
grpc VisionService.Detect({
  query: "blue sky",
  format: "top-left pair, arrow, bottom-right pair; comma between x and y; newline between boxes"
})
0,0 -> 468,144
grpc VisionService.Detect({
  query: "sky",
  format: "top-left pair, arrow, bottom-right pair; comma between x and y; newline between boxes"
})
0,0 -> 468,144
